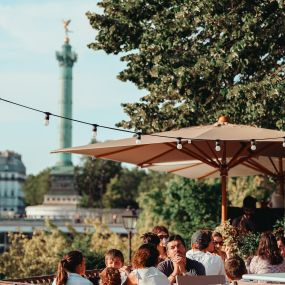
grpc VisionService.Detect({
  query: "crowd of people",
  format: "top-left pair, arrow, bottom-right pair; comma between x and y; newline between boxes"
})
52,223 -> 285,285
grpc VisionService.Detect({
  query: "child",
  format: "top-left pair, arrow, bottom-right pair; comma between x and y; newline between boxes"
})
105,249 -> 125,269
225,256 -> 247,285
105,249 -> 129,284
100,267 -> 121,285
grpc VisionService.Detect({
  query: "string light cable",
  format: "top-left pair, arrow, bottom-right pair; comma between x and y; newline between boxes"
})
0,97 -> 285,149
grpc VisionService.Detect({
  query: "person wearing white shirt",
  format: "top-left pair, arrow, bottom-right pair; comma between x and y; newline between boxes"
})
186,230 -> 226,276
52,250 -> 93,285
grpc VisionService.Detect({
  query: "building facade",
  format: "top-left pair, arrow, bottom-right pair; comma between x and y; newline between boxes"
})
0,151 -> 26,217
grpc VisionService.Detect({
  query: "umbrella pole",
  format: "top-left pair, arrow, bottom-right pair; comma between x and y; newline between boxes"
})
221,174 -> 227,223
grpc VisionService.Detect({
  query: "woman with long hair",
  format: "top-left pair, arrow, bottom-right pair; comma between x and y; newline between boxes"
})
53,250 -> 93,285
126,243 -> 169,285
249,232 -> 285,274
152,226 -> 169,263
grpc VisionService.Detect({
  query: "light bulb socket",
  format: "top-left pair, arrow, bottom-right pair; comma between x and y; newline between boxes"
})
177,138 -> 183,150
215,140 -> 221,152
44,112 -> 50,126
92,124 -> 98,139
250,139 -> 256,151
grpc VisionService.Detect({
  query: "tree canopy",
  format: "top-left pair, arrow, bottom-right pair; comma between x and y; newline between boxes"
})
87,0 -> 285,132
137,175 -> 221,241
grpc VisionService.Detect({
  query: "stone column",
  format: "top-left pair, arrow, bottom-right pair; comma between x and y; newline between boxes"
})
55,37 -> 77,167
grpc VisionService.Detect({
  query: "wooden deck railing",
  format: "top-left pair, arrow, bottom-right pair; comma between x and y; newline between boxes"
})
1,269 -> 101,285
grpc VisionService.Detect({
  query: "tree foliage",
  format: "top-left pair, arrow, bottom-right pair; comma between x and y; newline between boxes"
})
102,168 -> 147,208
0,220 -> 138,279
138,176 -> 221,242
75,157 -> 122,207
228,176 -> 276,207
23,168 -> 51,205
87,0 -> 285,132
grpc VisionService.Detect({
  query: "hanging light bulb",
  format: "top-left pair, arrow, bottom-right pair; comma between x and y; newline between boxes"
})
177,138 -> 183,150
283,138 -> 285,148
92,124 -> 97,140
251,139 -> 257,151
215,140 -> 221,152
44,112 -> 50,126
136,132 -> 142,144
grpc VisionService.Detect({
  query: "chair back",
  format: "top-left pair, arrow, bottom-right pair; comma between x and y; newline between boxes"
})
176,275 -> 226,285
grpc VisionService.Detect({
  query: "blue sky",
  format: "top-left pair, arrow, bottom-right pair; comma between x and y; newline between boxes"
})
0,0 -> 145,175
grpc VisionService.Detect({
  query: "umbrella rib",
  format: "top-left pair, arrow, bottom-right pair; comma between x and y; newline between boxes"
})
229,143 -> 273,169
198,169 -> 219,180
138,144 -> 176,166
167,162 -> 204,173
206,141 -> 221,166
190,142 -> 220,168
268,156 -> 279,174
95,144 -> 146,159
245,158 -> 275,176
228,142 -> 248,168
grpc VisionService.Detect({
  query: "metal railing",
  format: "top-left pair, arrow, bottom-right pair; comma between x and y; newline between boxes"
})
1,269 -> 101,285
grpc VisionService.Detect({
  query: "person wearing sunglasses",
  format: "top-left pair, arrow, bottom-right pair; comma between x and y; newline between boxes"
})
186,230 -> 226,276
212,231 -> 227,262
152,226 -> 169,262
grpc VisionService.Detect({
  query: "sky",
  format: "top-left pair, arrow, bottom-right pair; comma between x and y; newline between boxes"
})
0,0 -> 145,175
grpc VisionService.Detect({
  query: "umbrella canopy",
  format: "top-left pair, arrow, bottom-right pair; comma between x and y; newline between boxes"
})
147,157 -> 285,179
53,118 -> 285,222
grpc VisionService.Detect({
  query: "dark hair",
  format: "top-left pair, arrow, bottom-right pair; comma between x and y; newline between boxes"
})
100,267 -> 121,285
152,226 -> 169,235
132,243 -> 159,268
167,234 -> 186,249
56,250 -> 84,285
191,230 -> 212,250
141,232 -> 160,247
257,232 -> 283,265
243,196 -> 256,209
225,256 -> 247,280
105,249 -> 124,264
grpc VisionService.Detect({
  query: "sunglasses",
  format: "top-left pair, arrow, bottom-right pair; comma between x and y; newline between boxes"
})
213,241 -> 224,246
158,235 -> 169,240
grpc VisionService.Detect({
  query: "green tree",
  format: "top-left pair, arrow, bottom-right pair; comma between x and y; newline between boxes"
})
23,168 -> 51,205
138,176 -> 221,241
87,0 -> 285,132
102,167 -> 147,208
228,176 -> 276,207
75,157 -> 122,207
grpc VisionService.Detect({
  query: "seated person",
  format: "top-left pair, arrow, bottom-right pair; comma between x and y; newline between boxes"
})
126,243 -> 169,285
249,232 -> 285,274
157,235 -> 205,284
152,226 -> 169,262
276,232 -> 285,258
212,231 -> 227,262
186,230 -> 225,276
232,196 -> 257,232
105,249 -> 129,283
141,232 -> 164,263
225,256 -> 247,285
100,267 -> 122,285
53,250 -> 92,285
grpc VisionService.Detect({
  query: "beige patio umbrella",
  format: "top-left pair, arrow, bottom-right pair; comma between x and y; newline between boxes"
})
53,117 -> 285,222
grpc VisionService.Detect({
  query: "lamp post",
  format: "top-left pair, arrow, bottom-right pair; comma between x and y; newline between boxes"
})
122,209 -> 138,264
